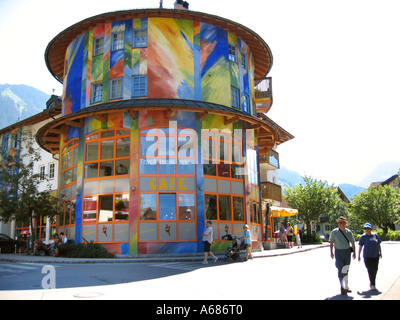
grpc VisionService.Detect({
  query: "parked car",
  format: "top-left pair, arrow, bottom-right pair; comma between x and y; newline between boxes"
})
0,233 -> 23,253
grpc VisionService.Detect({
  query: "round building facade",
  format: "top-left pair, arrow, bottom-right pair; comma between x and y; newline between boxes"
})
38,8 -> 282,255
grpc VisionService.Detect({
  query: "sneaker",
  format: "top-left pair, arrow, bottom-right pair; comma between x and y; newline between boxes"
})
370,285 -> 376,290
213,257 -> 218,263
202,260 -> 208,265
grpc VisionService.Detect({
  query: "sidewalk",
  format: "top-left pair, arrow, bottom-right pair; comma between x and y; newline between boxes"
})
0,243 -> 329,264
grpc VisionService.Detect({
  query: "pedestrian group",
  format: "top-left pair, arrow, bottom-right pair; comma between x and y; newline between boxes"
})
203,216 -> 383,296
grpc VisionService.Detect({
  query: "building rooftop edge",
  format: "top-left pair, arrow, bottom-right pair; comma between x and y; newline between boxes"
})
45,8 -> 273,83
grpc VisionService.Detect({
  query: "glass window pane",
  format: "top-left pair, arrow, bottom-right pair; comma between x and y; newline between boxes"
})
218,164 -> 230,178
140,158 -> 157,174
159,158 -> 176,175
116,137 -> 130,158
70,199 -> 76,225
85,163 -> 98,178
140,194 -> 157,220
115,194 -> 129,221
83,196 -> 97,222
116,158 -> 130,175
205,194 -> 217,220
99,195 -> 113,222
67,149 -> 72,168
231,164 -> 244,179
179,194 -> 195,220
86,141 -> 98,161
233,197 -> 244,221
159,136 -> 175,156
140,136 -> 157,157
219,195 -> 231,221
203,164 -> 216,176
99,161 -> 114,177
102,131 -> 115,138
101,139 -> 114,159
73,147 -> 79,166
178,136 -> 194,157
159,194 -> 176,220
178,158 -> 195,174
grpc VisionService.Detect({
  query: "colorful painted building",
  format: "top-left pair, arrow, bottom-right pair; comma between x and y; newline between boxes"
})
37,7 -> 293,255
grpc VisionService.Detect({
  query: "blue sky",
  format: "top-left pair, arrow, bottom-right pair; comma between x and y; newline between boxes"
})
1,0 -> 399,186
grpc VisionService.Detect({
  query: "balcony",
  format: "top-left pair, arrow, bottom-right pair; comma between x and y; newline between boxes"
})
259,149 -> 279,169
261,181 -> 282,202
255,77 -> 273,113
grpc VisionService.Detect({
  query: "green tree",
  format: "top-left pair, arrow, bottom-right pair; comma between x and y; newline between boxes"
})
283,176 -> 342,236
350,184 -> 400,234
0,130 -> 58,251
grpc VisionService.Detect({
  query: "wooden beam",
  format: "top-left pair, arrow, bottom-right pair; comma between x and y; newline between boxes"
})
224,116 -> 239,125
197,111 -> 208,121
245,123 -> 261,130
42,137 -> 60,142
44,143 -> 59,149
92,113 -> 107,123
128,110 -> 137,120
65,119 -> 83,128
46,128 -> 63,135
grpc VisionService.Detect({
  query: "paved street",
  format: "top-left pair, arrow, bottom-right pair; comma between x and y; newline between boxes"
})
0,243 -> 399,300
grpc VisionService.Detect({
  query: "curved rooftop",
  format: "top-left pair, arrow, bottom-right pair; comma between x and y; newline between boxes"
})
45,8 -> 273,83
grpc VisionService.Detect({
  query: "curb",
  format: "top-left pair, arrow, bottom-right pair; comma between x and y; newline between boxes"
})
0,243 -> 329,264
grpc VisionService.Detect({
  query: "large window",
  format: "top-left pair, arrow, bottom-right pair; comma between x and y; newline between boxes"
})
139,127 -> 197,242
85,130 -> 130,179
83,129 -> 130,241
203,129 -> 245,238
59,139 -> 79,228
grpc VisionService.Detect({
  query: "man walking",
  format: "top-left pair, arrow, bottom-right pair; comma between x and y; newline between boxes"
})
330,216 -> 356,295
202,221 -> 218,264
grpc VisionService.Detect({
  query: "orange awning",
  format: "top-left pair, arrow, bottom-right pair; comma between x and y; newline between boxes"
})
270,206 -> 298,218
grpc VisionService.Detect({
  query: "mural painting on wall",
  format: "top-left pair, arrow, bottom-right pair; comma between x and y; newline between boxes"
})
62,17 -> 255,116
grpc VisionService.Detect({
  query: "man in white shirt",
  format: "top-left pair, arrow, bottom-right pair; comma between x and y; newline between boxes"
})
202,221 -> 218,264
60,232 -> 68,244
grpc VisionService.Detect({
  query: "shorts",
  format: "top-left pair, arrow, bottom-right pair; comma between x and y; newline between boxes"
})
203,241 -> 212,252
243,243 -> 250,249
287,235 -> 293,242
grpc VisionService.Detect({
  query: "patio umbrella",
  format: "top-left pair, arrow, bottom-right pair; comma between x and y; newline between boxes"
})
270,206 -> 298,218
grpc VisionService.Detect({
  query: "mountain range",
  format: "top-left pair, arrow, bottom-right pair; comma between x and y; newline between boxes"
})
0,83 -> 398,200
278,167 -> 366,200
278,164 -> 400,200
0,84 -> 50,129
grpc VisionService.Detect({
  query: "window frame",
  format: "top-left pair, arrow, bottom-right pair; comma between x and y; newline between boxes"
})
231,87 -> 240,109
138,127 -> 197,242
93,36 -> 104,56
229,44 -> 237,63
111,31 -> 124,51
91,82 -> 103,104
110,78 -> 123,100
132,75 -> 147,98
133,28 -> 148,48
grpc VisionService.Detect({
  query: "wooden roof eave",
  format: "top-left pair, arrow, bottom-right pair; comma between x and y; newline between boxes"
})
36,99 -> 281,154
